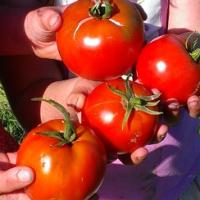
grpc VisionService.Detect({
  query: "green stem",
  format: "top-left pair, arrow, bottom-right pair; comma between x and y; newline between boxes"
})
108,74 -> 162,129
89,0 -> 113,19
31,98 -> 76,146
185,32 -> 200,63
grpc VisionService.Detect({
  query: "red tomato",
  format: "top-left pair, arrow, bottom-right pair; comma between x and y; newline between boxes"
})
82,77 -> 161,153
17,100 -> 107,200
56,0 -> 144,80
136,32 -> 200,104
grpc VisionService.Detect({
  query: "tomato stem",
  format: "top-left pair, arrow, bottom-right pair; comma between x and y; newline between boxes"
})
108,74 -> 162,129
31,98 -> 77,146
185,32 -> 200,63
89,0 -> 113,19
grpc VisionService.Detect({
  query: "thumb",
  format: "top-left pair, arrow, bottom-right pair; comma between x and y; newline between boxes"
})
38,7 -> 62,34
67,92 -> 87,111
66,78 -> 101,111
0,167 -> 34,194
25,7 -> 62,44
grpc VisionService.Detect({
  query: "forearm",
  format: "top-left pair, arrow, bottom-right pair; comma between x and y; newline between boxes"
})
168,0 -> 200,33
0,6 -> 32,55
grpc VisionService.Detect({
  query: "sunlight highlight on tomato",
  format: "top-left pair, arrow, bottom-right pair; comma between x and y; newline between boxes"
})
17,99 -> 107,200
82,77 -> 161,154
56,0 -> 144,80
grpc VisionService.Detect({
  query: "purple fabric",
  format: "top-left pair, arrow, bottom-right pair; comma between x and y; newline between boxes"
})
97,108 -> 200,200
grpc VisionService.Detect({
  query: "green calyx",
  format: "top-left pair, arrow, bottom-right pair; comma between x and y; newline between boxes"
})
89,0 -> 113,19
32,98 -> 76,147
108,74 -> 162,129
185,32 -> 200,63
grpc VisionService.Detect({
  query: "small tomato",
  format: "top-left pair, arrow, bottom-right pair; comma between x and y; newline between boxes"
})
136,32 -> 200,104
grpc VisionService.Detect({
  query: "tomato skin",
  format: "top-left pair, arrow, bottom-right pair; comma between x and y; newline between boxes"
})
136,33 -> 200,104
17,119 -> 107,200
56,0 -> 144,80
82,78 -> 159,154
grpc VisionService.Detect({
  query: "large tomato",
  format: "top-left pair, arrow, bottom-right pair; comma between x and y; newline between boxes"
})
136,32 -> 200,104
82,76 -> 161,154
56,0 -> 144,80
17,99 -> 107,200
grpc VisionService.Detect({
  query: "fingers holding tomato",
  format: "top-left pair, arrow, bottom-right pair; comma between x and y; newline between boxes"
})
116,123 -> 168,165
156,95 -> 200,126
131,123 -> 168,164
66,78 -> 102,111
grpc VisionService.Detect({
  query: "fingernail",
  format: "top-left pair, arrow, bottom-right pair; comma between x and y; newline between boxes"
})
134,155 -> 146,164
17,169 -> 33,182
158,134 -> 165,142
168,103 -> 179,110
49,15 -> 59,27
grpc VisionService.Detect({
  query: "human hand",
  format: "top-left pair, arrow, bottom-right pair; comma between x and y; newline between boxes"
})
119,95 -> 200,165
130,95 -> 200,163
24,6 -> 63,60
116,123 -> 168,165
0,152 -> 34,199
187,95 -> 200,118
66,77 -> 101,112
38,77 -> 101,124
163,95 -> 200,122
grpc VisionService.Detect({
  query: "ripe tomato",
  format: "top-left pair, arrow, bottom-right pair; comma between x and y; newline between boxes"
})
136,32 -> 200,104
17,99 -> 107,200
56,0 -> 144,80
82,76 -> 161,154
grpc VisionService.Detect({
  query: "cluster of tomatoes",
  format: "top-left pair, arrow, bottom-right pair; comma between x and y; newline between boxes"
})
17,0 -> 200,199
